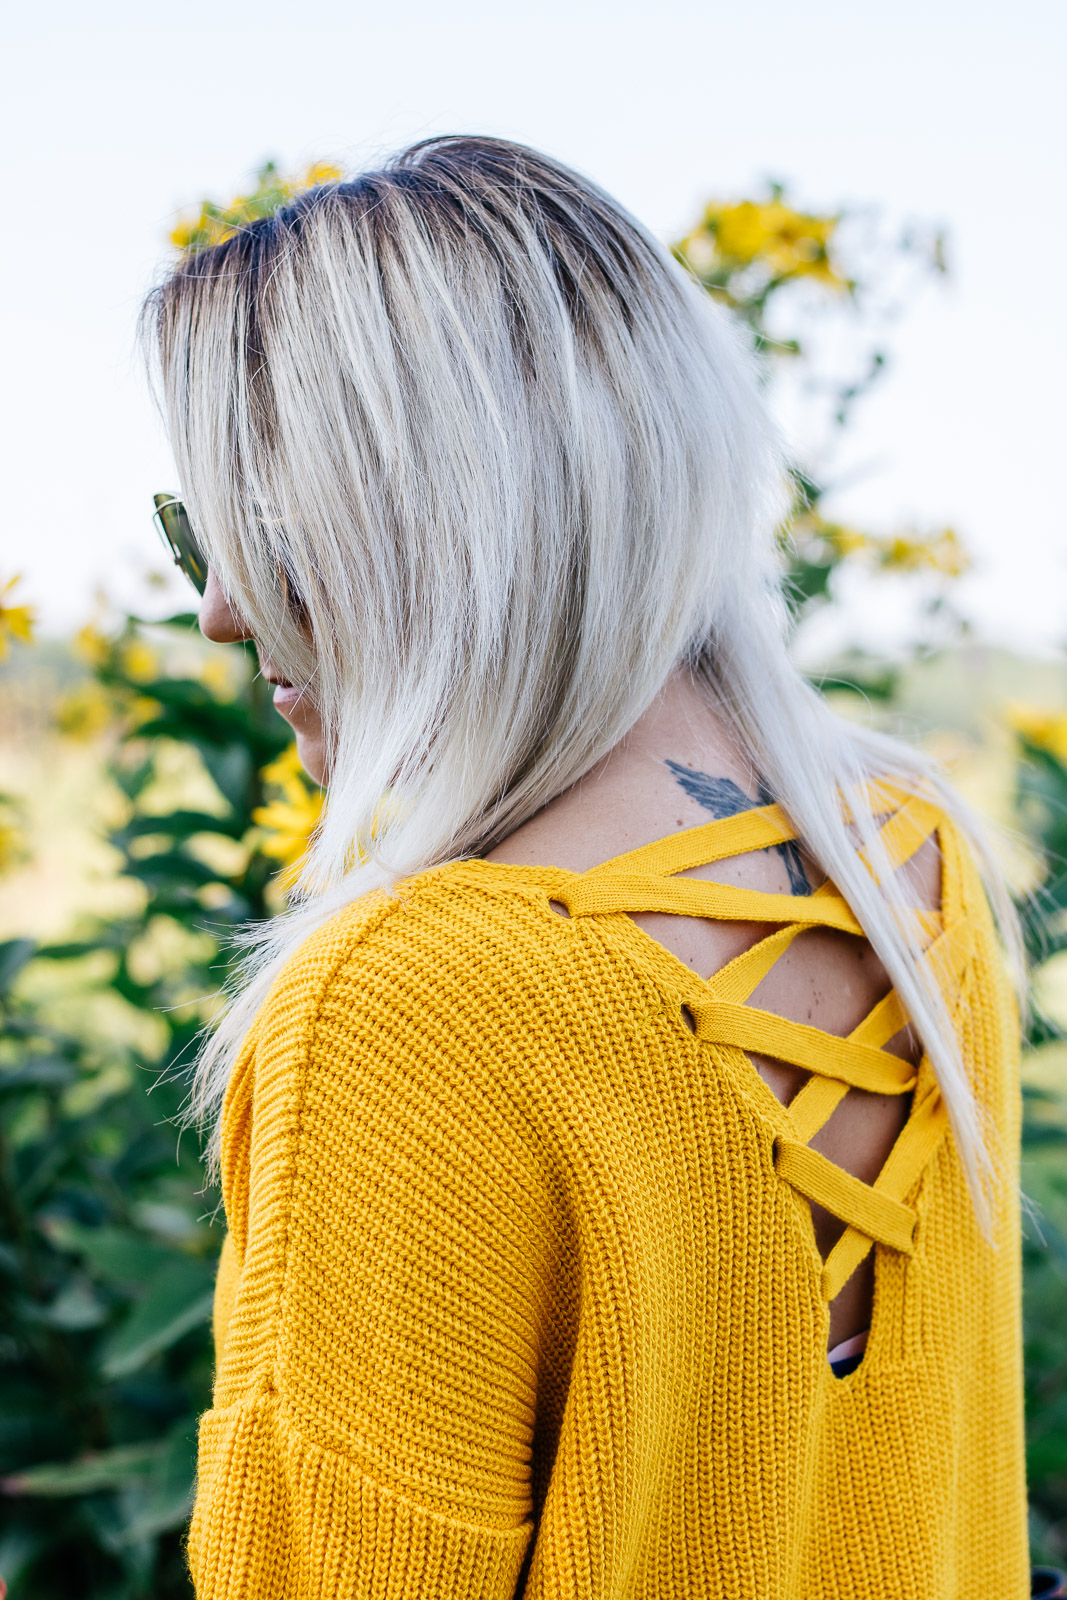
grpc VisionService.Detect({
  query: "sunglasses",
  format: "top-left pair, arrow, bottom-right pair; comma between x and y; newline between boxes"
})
152,493 -> 209,596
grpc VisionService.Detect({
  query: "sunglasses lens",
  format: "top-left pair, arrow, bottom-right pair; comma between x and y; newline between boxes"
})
152,494 -> 209,596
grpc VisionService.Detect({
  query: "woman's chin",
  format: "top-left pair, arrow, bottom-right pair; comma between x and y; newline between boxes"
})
293,729 -> 328,787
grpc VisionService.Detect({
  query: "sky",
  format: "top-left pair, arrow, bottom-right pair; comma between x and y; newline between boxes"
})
3,0 -> 1065,653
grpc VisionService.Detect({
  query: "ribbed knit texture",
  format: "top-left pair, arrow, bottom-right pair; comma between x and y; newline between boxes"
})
187,793 -> 1028,1598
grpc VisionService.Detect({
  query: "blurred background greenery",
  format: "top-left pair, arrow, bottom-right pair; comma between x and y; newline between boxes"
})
0,165 -> 1064,1597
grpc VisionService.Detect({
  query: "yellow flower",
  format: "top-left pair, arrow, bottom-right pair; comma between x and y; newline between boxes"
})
715,201 -> 776,264
883,536 -> 926,570
786,510 -> 971,583
251,792 -> 325,887
0,812 -> 27,874
55,682 -> 116,740
73,622 -> 113,668
251,747 -> 405,888
828,526 -> 870,557
259,744 -> 310,807
0,575 -> 35,659
252,745 -> 325,887
170,158 -> 342,258
817,519 -> 870,558
924,527 -> 969,577
1004,703 -> 1067,764
197,654 -> 236,698
687,197 -> 846,291
129,694 -> 163,728
303,161 -> 343,187
878,527 -> 969,577
169,209 -> 234,253
119,639 -> 160,683
788,512 -> 870,559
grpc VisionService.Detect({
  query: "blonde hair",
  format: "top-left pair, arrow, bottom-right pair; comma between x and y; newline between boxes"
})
143,135 -> 1020,1227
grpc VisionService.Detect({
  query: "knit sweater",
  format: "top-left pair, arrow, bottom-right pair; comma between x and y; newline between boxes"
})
188,791 -> 1028,1599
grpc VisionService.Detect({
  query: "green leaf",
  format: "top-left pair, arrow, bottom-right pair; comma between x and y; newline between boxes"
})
124,609 -> 200,631
111,752 -> 155,801
130,1200 -> 211,1243
817,662 -> 902,702
114,1419 -> 198,1544
196,743 -> 255,810
121,850 -> 223,890
1023,1122 -> 1067,1150
98,1259 -> 214,1380
35,1277 -> 110,1331
0,1526 -> 54,1589
0,1387 -> 70,1466
0,937 -> 35,994
31,939 -> 103,961
41,1221 -> 173,1285
1,1440 -> 162,1497
1025,1010 -> 1064,1050
121,808 -> 242,842
786,556 -> 835,613
16,1141 -> 70,1208
1036,870 -> 1067,916
0,1057 -> 78,1093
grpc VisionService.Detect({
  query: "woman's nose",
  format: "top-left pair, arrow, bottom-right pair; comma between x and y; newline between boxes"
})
199,569 -> 251,644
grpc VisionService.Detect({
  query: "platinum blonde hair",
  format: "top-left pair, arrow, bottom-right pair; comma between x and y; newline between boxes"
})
143,135 -> 1020,1229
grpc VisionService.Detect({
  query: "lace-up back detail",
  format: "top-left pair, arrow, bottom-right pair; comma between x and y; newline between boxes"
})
546,788 -> 972,1310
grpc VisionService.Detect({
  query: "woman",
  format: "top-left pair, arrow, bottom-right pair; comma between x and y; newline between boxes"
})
144,136 -> 1031,1597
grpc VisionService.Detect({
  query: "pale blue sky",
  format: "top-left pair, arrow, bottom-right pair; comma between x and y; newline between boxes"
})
3,0 -> 1064,650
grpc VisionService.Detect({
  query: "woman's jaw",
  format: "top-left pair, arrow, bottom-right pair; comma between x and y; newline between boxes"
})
261,662 -> 329,786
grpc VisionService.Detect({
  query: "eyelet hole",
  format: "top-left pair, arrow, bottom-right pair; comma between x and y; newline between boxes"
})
680,1004 -> 696,1034
548,898 -> 571,919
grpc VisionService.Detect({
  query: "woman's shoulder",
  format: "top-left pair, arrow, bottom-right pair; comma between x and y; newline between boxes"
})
222,860 -> 581,1255
252,855 -> 584,1061
307,853 -> 577,961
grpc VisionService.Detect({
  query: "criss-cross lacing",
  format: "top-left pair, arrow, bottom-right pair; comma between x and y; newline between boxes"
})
548,788 -> 973,1302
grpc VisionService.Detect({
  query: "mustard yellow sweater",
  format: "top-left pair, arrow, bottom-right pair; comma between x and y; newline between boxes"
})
188,796 -> 1028,1598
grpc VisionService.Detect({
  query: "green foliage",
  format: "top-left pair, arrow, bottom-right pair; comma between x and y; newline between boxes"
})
675,182 -> 968,701
168,158 -> 344,257
1015,742 -> 1067,981
1009,732 -> 1067,1564
0,622 -> 288,1597
1025,1141 -> 1067,1565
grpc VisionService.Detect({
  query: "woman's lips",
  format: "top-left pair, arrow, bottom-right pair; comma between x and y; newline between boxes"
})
263,660 -> 316,723
272,683 -> 306,716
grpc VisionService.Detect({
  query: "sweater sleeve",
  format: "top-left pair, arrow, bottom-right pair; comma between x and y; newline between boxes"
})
187,893 -> 557,1598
